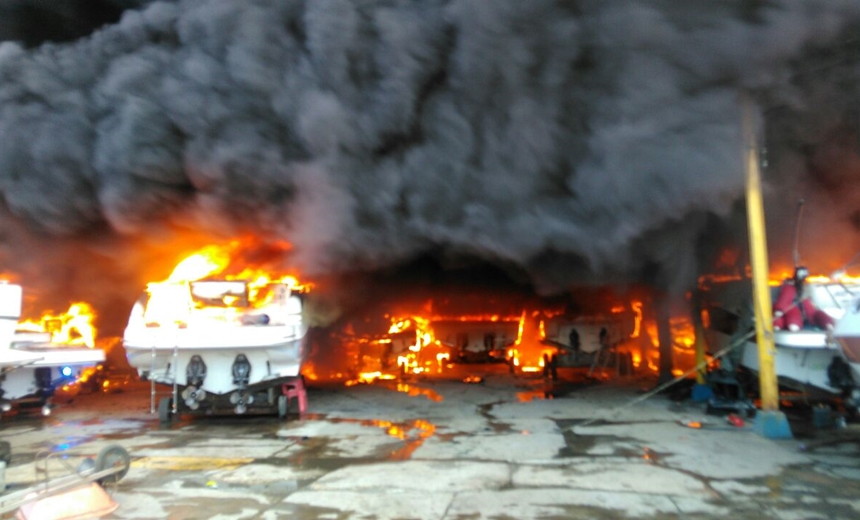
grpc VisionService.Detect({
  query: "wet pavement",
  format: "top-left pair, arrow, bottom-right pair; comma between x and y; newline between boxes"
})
2,367 -> 860,519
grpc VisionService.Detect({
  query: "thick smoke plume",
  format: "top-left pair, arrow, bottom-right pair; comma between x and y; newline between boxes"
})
1,0 -> 860,330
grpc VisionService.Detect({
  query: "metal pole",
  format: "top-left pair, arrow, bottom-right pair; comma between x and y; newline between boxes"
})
742,91 -> 779,412
172,341 -> 178,415
150,345 -> 156,414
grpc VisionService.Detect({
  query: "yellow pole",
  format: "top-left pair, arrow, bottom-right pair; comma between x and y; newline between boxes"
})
742,92 -> 779,412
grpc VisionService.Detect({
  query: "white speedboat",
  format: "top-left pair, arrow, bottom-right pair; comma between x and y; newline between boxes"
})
0,283 -> 105,416
123,279 -> 307,421
829,291 -> 860,408
701,277 -> 860,398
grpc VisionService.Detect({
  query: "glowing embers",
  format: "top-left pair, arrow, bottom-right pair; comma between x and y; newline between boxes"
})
17,302 -> 98,348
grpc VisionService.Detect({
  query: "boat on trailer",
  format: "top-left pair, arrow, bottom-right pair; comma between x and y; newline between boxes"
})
0,283 -> 105,416
829,290 -> 860,410
701,277 -> 860,406
123,279 -> 307,422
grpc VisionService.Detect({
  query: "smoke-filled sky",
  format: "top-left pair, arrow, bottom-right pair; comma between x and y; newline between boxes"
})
1,0 -> 859,329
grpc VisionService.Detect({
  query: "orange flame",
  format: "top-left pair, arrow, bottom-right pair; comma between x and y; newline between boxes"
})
19,302 -> 98,347
167,245 -> 230,282
344,313 -> 452,386
142,239 -> 309,329
506,310 -> 556,373
630,301 -> 643,338
163,239 -> 308,290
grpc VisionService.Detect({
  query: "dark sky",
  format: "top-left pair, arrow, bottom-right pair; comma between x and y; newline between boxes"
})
0,0 -> 859,331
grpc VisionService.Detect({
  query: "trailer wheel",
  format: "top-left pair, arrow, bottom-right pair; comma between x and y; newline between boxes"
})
95,444 -> 131,485
158,397 -> 173,424
277,394 -> 288,419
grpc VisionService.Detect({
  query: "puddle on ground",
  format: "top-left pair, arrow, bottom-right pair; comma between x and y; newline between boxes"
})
478,402 -> 514,434
182,477 -> 300,495
554,418 -> 672,460
516,390 -> 554,402
514,379 -> 598,403
380,381 -> 444,402
279,415 -> 439,464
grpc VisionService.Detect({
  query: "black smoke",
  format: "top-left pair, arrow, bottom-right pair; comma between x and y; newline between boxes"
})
0,0 -> 859,331
0,0 -> 153,48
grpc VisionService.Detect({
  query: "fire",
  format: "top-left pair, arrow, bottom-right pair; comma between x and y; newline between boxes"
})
346,371 -> 397,385
141,239 -> 309,329
167,245 -> 230,282
506,310 -> 556,374
639,314 -> 698,375
702,265 -> 860,289
630,301 -> 643,338
393,314 -> 444,376
342,313 -> 452,386
162,238 -> 308,290
18,302 -> 98,348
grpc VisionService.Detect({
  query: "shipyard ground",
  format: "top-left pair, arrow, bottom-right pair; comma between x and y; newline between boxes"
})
2,366 -> 860,520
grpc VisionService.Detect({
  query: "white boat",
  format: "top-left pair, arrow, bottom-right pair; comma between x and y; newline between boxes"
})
123,279 -> 307,420
828,290 -> 860,408
0,283 -> 105,416
701,277 -> 860,398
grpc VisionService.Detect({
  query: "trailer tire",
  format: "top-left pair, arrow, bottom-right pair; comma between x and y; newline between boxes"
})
95,444 -> 130,485
158,397 -> 173,424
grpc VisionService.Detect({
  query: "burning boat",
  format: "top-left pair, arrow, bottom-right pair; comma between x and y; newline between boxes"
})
700,272 -> 860,402
507,303 -> 642,379
123,243 -> 309,421
0,283 -> 105,416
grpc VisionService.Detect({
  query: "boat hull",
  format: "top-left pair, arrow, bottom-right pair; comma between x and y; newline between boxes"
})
831,304 -> 860,392
1,347 -> 105,403
124,325 -> 306,396
700,279 -> 860,397
704,328 -> 844,395
740,331 -> 843,394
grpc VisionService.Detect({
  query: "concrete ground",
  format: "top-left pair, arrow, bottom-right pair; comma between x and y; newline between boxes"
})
2,366 -> 860,519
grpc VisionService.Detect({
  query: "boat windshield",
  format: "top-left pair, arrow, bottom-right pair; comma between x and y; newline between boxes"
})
190,281 -> 249,308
